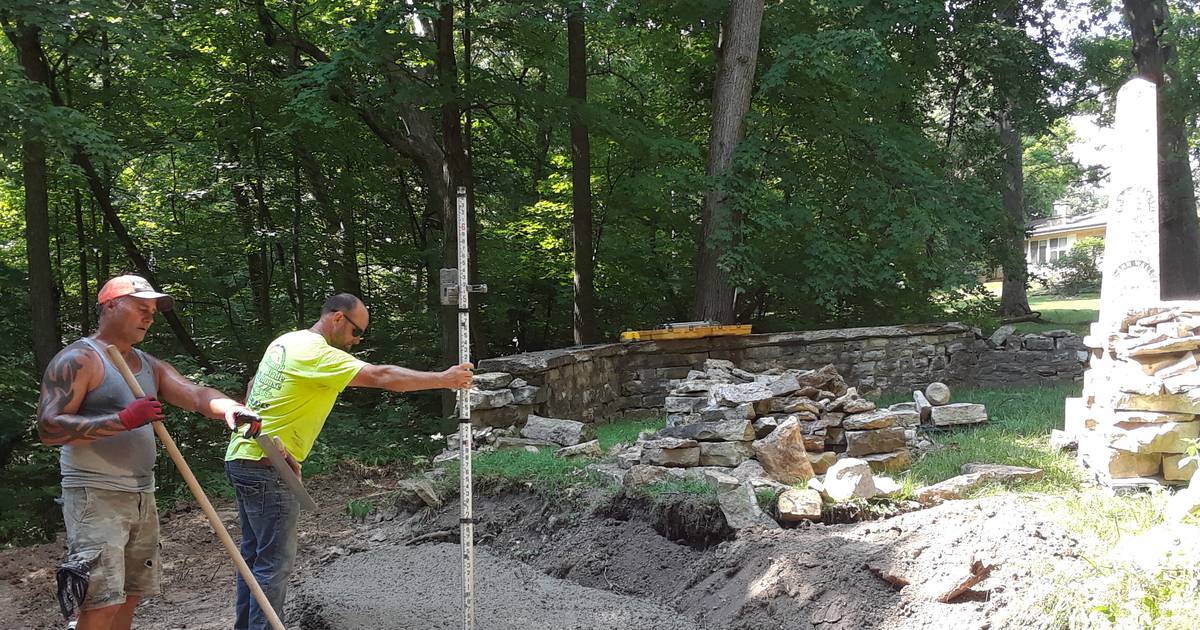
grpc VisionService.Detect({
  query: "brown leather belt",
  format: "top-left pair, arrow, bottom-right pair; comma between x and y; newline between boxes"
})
232,458 -> 273,468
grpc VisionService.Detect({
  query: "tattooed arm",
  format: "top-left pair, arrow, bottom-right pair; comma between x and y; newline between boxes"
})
151,356 -> 243,420
36,343 -> 121,446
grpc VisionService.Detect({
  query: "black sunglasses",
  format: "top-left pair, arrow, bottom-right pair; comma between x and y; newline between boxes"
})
339,310 -> 366,338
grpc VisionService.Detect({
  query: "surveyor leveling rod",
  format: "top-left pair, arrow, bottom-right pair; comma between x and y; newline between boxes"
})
443,186 -> 487,629
102,345 -> 287,630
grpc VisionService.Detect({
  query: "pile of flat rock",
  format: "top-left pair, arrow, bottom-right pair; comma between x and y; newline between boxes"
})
602,362 -> 990,527
637,360 -> 987,479
1067,304 -> 1200,485
434,414 -> 602,463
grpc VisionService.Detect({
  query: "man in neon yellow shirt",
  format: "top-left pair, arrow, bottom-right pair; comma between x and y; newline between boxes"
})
225,293 -> 472,630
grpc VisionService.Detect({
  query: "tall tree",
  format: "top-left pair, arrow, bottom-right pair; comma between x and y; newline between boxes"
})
997,3 -> 1032,318
567,2 -> 598,344
1123,0 -> 1200,299
73,188 -> 90,334
3,15 -> 60,373
998,99 -> 1032,317
435,0 -> 487,360
692,0 -> 765,324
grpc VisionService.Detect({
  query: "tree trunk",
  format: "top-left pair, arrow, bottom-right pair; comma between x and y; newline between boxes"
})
229,146 -> 272,333
436,1 -> 486,362
567,4 -> 598,345
691,0 -> 764,324
5,19 -> 61,374
998,100 -> 1032,317
290,151 -> 305,326
73,188 -> 90,333
294,146 -> 361,295
1124,0 -> 1200,299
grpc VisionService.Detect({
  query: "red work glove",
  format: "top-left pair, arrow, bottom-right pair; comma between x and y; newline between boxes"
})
224,404 -> 262,439
117,397 -> 164,431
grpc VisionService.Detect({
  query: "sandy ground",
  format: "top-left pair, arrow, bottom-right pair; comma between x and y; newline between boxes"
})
291,544 -> 698,630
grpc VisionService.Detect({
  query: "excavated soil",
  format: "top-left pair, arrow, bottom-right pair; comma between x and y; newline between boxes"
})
0,463 -> 1085,630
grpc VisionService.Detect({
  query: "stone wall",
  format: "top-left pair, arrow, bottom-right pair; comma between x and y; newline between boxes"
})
472,322 -> 1087,427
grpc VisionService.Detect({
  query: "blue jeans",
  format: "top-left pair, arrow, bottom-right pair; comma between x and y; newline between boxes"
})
225,459 -> 299,630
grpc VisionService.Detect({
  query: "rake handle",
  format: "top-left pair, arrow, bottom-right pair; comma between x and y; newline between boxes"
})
103,345 -> 286,630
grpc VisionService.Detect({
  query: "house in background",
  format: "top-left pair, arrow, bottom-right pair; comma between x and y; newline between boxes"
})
1025,203 -> 1106,274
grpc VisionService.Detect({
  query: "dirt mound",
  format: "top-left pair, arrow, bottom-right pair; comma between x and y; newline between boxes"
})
673,495 -> 1081,629
0,467 -> 1084,630
309,489 -> 1082,630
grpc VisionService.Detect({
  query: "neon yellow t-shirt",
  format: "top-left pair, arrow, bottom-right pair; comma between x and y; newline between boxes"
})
225,330 -> 366,463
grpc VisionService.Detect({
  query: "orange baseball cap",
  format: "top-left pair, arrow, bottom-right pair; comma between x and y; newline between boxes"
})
97,275 -> 175,312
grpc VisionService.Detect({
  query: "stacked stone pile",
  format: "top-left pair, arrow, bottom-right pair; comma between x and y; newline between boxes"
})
463,372 -> 549,428
644,361 -> 987,477
1067,304 -> 1200,485
434,414 -> 600,463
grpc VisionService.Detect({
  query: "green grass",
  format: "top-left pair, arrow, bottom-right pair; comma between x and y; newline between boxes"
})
636,479 -> 718,499
441,445 -> 601,494
879,385 -> 1084,492
981,281 -> 1098,335
595,416 -> 664,451
1014,292 -> 1099,336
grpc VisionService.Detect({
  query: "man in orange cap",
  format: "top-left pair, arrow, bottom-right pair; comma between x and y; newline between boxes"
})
37,275 -> 260,630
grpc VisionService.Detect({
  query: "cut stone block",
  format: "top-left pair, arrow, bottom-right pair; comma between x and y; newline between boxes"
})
930,403 -> 987,427
862,449 -> 912,473
777,488 -> 823,522
660,417 -> 756,442
842,409 -> 898,430
845,427 -> 907,456
1081,443 -> 1162,479
510,385 -> 547,406
469,387 -> 514,410
824,458 -> 879,501
521,414 -> 593,446
1106,421 -> 1200,454
843,398 -> 877,414
820,412 -> 845,427
1110,392 -> 1200,415
698,441 -> 754,467
1123,335 -> 1200,357
664,396 -> 707,413
1163,454 -> 1198,482
752,416 -> 815,484
555,440 -> 602,458
752,416 -> 778,439
640,445 -> 700,468
808,452 -> 837,475
717,480 -> 780,530
472,372 -> 514,389
711,382 -> 774,406
1137,351 -> 1196,377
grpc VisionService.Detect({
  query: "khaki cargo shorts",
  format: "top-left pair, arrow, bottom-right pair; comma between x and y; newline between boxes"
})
61,487 -> 161,610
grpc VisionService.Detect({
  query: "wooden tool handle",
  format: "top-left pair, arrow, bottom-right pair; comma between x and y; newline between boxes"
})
103,345 -> 287,630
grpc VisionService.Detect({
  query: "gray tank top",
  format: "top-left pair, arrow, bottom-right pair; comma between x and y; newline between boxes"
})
60,337 -> 159,492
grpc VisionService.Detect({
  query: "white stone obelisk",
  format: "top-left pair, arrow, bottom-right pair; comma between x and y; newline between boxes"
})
1098,78 -> 1159,326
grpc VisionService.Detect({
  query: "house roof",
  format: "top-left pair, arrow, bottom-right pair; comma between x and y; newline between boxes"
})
1026,211 -> 1107,238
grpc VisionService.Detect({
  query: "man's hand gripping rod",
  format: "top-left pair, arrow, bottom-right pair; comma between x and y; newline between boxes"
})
440,186 -> 486,629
